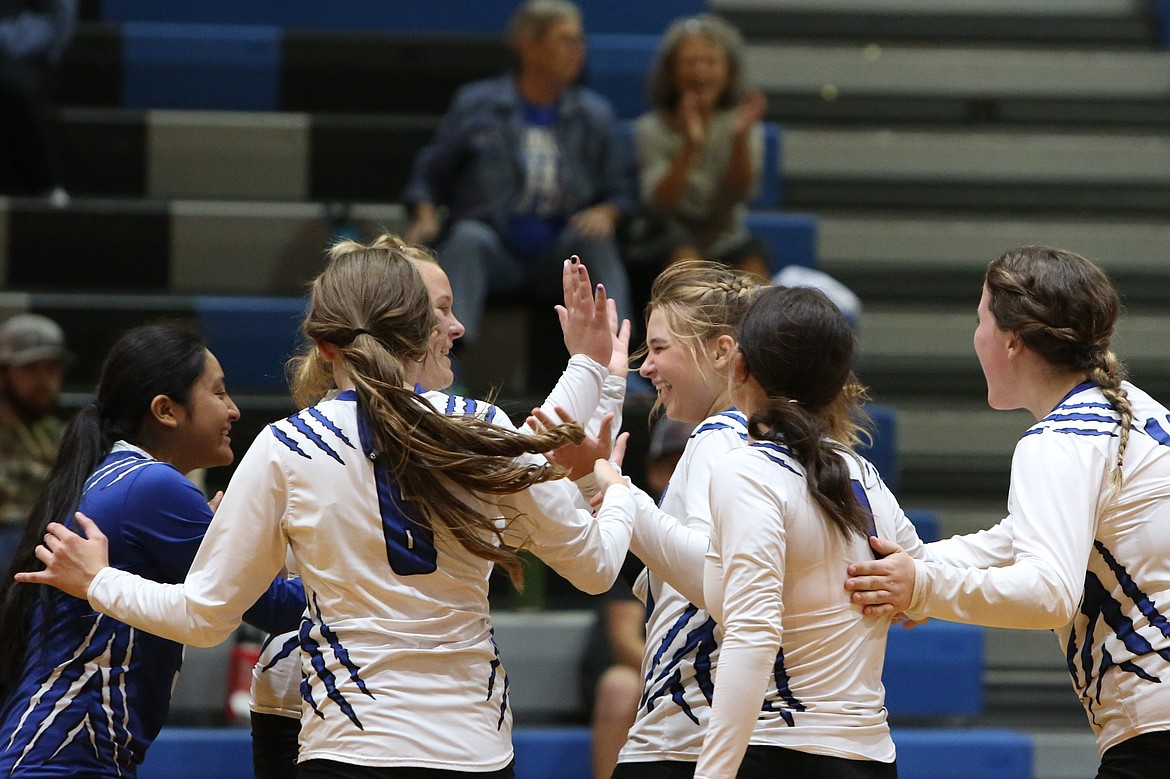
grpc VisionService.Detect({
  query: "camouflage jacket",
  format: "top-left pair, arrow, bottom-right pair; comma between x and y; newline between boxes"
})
0,410 -> 64,526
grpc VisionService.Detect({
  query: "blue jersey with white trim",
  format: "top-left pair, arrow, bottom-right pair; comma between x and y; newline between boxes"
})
0,444 -> 213,778
620,410 -> 748,763
914,381 -> 1170,753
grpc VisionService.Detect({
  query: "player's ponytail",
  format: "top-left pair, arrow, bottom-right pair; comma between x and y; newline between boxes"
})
737,286 -> 870,539
290,241 -> 583,587
0,325 -> 207,695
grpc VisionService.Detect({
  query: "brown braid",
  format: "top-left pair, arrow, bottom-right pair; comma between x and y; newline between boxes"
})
986,244 -> 1130,486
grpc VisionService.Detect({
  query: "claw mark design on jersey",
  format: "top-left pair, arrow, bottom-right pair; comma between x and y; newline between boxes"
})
691,410 -> 748,441
1069,542 -> 1170,725
299,594 -> 373,729
487,631 -> 510,730
762,647 -> 806,727
445,394 -> 498,424
260,630 -> 304,673
5,616 -> 136,774
290,414 -> 344,464
751,441 -> 802,477
271,424 -> 310,458
308,408 -> 356,450
641,606 -> 717,725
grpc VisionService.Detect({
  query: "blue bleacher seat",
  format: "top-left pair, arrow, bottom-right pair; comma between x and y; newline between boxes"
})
755,122 -> 782,209
139,728 -> 252,779
905,508 -> 941,543
122,23 -> 281,110
584,33 -> 659,120
102,0 -> 702,34
884,621 -> 984,718
746,211 -> 817,273
194,296 -> 305,392
858,403 -> 899,492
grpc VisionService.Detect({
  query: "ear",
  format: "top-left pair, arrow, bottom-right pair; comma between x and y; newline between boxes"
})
710,334 -> 737,370
316,340 -> 341,363
149,394 -> 182,429
1004,330 -> 1025,359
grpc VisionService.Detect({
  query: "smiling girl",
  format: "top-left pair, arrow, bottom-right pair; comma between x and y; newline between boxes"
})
606,259 -> 759,778
0,325 -> 242,777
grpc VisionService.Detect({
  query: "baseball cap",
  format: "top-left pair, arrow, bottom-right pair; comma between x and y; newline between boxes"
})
0,314 -> 73,366
648,417 -> 695,460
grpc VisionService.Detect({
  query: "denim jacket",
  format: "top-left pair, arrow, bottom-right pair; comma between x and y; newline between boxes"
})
403,74 -> 634,236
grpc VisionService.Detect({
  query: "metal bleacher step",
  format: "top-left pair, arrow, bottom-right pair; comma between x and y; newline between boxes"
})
817,211 -> 1170,305
782,126 -> 1170,213
858,305 -> 1170,399
714,0 -> 1155,48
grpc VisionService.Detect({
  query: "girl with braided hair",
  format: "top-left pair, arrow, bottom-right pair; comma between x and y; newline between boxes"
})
846,244 -> 1170,778
18,242 -> 636,778
576,259 -> 763,777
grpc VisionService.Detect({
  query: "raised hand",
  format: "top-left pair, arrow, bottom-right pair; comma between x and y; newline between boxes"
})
527,406 -> 617,481
555,257 -> 612,368
733,89 -> 767,136
606,297 -> 632,379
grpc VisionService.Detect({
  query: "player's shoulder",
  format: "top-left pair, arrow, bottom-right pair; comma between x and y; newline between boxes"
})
267,395 -> 361,463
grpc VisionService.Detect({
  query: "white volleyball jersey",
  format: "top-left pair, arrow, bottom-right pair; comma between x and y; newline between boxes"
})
695,445 -> 924,778
911,381 -> 1170,754
88,390 -> 633,770
248,355 -> 623,722
619,410 -> 748,764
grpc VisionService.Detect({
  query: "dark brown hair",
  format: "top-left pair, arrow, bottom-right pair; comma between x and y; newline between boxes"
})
737,285 -> 870,539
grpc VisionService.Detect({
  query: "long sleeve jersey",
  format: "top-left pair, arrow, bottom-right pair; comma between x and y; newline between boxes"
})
617,409 -> 748,764
909,381 -> 1170,755
695,443 -> 924,779
85,390 -> 633,771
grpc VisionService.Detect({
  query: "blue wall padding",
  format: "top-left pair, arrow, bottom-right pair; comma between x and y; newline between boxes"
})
123,23 -> 281,110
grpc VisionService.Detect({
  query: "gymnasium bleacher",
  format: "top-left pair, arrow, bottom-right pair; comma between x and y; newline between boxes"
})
13,0 -> 1170,777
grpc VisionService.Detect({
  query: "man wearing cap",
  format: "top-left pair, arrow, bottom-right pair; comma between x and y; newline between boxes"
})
0,313 -> 71,530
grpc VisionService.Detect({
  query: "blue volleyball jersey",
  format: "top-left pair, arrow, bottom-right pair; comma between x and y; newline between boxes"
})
0,444 -> 214,778
913,381 -> 1170,753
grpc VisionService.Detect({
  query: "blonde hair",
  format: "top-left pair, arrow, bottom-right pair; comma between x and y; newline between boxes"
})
638,259 -> 761,384
288,240 -> 583,586
986,244 -> 1131,487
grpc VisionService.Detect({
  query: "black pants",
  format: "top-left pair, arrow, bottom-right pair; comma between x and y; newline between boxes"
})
739,745 -> 896,778
612,762 -> 694,779
251,711 -> 301,779
299,759 -> 515,779
613,750 -> 895,779
1097,730 -> 1170,779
